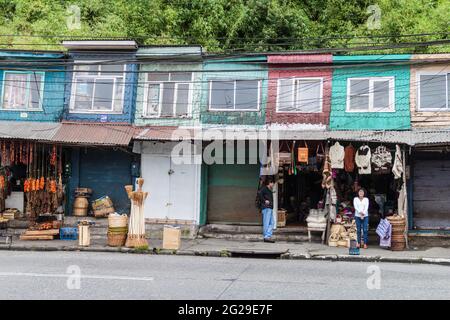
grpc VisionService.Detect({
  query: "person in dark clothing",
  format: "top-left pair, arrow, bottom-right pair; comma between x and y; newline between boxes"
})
259,177 -> 275,243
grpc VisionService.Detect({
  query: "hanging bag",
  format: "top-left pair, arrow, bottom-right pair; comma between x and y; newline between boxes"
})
276,141 -> 291,166
297,141 -> 309,164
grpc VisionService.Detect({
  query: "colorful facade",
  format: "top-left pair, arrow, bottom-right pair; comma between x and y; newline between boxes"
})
330,55 -> 411,130
0,50 -> 66,122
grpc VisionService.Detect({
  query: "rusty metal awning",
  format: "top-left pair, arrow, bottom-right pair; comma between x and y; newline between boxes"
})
52,122 -> 135,146
0,121 -> 61,142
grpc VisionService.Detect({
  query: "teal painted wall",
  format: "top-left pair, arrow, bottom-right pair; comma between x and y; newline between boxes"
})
330,55 -> 411,130
134,62 -> 202,126
201,56 -> 268,126
0,66 -> 65,122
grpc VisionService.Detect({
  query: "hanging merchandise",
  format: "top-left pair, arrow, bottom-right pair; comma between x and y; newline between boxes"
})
371,145 -> 392,175
297,142 -> 309,164
276,141 -> 291,166
288,141 -> 297,175
321,147 -> 332,189
344,143 -> 356,173
392,145 -> 403,179
329,141 -> 344,169
355,145 -> 372,175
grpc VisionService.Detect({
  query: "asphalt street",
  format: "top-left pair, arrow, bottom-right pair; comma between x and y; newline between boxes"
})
0,251 -> 449,300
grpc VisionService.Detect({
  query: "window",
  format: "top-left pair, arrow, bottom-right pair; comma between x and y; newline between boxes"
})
143,72 -> 192,117
347,77 -> 394,112
1,71 -> 44,110
70,63 -> 125,113
209,79 -> 261,111
277,78 -> 322,113
418,73 -> 450,111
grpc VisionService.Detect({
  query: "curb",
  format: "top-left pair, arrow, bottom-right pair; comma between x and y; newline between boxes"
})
1,245 -> 450,266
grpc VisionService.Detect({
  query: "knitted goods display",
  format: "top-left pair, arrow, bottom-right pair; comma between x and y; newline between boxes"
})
329,142 -> 344,169
355,145 -> 372,174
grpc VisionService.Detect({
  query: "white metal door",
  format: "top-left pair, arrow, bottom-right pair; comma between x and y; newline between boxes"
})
141,154 -> 170,219
168,160 -> 197,221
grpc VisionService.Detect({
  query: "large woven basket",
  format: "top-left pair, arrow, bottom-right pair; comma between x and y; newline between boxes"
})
107,233 -> 127,247
108,214 -> 128,228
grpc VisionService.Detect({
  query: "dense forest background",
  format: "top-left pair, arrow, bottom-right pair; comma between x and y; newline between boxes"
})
0,0 -> 448,53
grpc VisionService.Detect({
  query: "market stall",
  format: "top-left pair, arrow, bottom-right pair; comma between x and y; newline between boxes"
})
0,140 -> 66,240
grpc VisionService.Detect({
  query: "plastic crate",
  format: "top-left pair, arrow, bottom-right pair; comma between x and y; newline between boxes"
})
60,227 -> 78,240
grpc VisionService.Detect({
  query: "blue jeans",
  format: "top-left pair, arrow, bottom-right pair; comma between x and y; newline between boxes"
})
356,216 -> 369,244
262,208 -> 274,239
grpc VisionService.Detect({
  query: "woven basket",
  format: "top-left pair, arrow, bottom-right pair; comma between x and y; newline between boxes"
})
338,239 -> 349,247
331,224 -> 346,235
107,233 -> 127,247
108,214 -> 128,228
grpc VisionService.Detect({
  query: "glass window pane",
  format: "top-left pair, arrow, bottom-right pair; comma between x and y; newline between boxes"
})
235,80 -> 259,110
278,79 -> 294,111
171,72 -> 192,82
297,79 -> 321,112
74,78 -> 94,110
373,80 -> 391,111
93,79 -> 114,110
146,84 -> 160,115
419,75 -> 446,110
29,74 -> 42,109
148,73 -> 169,82
113,77 -> 124,112
349,79 -> 369,111
3,73 -> 28,109
210,81 -> 234,110
175,83 -> 189,116
101,64 -> 124,75
161,82 -> 175,116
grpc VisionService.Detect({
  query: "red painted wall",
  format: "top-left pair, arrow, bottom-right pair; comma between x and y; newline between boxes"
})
266,54 -> 332,125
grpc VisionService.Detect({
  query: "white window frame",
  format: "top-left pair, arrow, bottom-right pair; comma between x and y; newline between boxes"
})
1,70 -> 45,111
142,72 -> 193,118
417,72 -> 450,112
69,61 -> 126,114
208,79 -> 261,112
276,77 -> 323,113
346,76 -> 395,113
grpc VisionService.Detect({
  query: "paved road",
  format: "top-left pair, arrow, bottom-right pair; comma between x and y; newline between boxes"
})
0,251 -> 449,300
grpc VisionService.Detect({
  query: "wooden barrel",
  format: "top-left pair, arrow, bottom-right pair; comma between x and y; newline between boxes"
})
73,196 -> 89,217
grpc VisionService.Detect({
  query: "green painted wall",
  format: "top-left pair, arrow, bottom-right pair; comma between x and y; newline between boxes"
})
201,56 -> 268,126
330,55 -> 411,130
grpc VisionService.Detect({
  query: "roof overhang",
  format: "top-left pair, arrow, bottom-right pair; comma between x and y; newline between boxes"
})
62,40 -> 138,51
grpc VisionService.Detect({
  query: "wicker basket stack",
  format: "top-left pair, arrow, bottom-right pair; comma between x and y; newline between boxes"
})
107,214 -> 128,247
387,215 -> 406,251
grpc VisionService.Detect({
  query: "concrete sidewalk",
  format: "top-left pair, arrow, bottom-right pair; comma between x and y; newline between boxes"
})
1,236 -> 450,266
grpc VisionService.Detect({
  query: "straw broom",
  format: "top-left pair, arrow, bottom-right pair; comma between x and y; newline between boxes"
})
125,178 -> 148,248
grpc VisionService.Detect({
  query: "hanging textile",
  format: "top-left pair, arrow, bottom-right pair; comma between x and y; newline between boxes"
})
344,144 -> 356,172
329,141 -> 344,169
371,145 -> 392,175
321,151 -> 332,189
355,145 -> 372,175
397,183 -> 407,218
392,145 -> 403,179
376,219 -> 392,248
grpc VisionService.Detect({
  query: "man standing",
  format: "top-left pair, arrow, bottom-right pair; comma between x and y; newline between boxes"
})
259,178 -> 275,243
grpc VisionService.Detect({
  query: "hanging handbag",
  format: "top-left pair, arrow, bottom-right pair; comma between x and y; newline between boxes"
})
276,141 -> 291,166
297,141 -> 309,164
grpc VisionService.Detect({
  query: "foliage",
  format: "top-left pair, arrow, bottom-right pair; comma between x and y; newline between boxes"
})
0,0 -> 448,53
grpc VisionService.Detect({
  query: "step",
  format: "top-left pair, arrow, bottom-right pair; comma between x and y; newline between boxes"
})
199,232 -> 311,242
199,224 -> 308,235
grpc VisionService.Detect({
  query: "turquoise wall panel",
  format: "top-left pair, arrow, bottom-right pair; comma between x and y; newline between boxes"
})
330,56 -> 411,130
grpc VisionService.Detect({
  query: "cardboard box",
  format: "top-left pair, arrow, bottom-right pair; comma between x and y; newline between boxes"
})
162,225 -> 181,250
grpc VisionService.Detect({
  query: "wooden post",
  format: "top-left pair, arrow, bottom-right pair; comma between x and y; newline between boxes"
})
402,147 -> 409,249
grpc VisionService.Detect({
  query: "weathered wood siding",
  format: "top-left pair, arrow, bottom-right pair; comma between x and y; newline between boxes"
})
410,54 -> 450,128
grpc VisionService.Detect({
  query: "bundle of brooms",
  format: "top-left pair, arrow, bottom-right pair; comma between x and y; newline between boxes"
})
124,179 -> 148,248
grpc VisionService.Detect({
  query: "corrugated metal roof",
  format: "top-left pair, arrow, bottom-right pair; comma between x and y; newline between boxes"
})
53,122 -> 135,146
0,121 -> 61,142
412,129 -> 450,146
